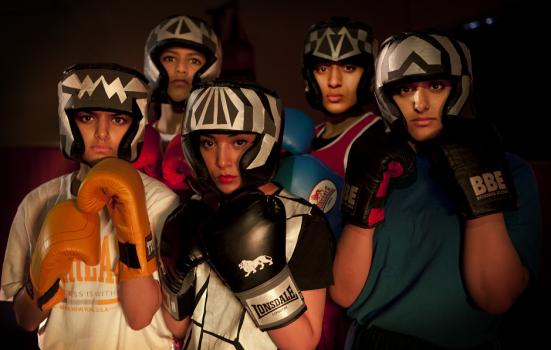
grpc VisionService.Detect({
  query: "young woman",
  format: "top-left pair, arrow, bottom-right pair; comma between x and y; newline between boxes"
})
331,32 -> 541,349
157,80 -> 335,349
133,15 -> 222,193
0,63 -> 180,349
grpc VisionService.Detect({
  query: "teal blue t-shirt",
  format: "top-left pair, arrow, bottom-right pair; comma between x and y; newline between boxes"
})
347,153 -> 541,348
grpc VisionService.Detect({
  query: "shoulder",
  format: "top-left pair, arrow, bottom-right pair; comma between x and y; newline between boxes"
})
274,188 -> 313,218
141,172 -> 180,211
21,173 -> 73,206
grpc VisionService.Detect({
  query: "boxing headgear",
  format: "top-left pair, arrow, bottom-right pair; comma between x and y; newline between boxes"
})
182,80 -> 283,190
374,32 -> 473,132
58,63 -> 148,163
144,15 -> 222,107
302,17 -> 377,111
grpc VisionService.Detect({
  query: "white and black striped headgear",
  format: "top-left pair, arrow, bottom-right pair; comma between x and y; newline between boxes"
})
144,15 -> 222,107
58,63 -> 148,163
375,32 -> 473,131
182,80 -> 283,189
303,17 -> 377,111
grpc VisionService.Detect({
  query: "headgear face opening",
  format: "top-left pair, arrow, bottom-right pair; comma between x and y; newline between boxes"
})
58,63 -> 149,163
182,80 -> 283,191
144,15 -> 222,107
302,17 -> 378,111
374,32 -> 473,131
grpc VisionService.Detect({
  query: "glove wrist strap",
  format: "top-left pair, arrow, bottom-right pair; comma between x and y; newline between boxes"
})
235,265 -> 306,331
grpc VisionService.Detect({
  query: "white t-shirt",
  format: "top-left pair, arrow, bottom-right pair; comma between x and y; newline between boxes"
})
1,164 -> 180,350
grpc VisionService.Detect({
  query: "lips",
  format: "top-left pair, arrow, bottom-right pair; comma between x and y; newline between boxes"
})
91,145 -> 113,154
327,94 -> 343,103
411,117 -> 435,127
218,175 -> 236,184
171,79 -> 189,86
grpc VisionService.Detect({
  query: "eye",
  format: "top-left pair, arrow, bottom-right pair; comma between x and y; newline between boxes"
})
190,57 -> 204,66
430,81 -> 443,90
161,54 -> 176,63
393,85 -> 413,96
343,64 -> 357,72
233,135 -> 256,149
314,64 -> 329,73
199,138 -> 215,149
112,115 -> 130,125
234,139 -> 249,147
75,113 -> 94,123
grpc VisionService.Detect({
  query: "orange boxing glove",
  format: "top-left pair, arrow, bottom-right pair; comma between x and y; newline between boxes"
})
162,134 -> 191,191
29,200 -> 100,311
77,157 -> 156,280
132,124 -> 162,179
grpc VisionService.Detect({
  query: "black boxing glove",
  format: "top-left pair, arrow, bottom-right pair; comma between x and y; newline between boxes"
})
425,118 -> 517,218
342,122 -> 416,228
202,190 -> 306,331
158,199 -> 212,320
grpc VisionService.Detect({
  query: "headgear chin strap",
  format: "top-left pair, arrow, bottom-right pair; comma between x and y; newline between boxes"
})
58,63 -> 148,163
182,79 -> 283,193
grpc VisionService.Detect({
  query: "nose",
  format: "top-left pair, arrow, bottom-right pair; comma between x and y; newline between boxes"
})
328,65 -> 342,88
175,59 -> 188,75
95,116 -> 109,140
413,88 -> 430,113
216,143 -> 233,169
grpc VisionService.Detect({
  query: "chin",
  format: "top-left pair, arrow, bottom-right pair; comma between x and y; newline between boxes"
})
167,89 -> 190,103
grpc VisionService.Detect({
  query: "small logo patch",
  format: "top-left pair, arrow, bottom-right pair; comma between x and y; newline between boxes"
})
469,170 -> 508,198
309,179 -> 338,213
239,255 -> 273,277
145,234 -> 154,261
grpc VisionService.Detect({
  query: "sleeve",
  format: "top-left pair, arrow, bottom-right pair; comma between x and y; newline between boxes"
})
288,205 -> 335,291
1,198 -> 34,299
142,174 -> 180,281
503,154 -> 542,278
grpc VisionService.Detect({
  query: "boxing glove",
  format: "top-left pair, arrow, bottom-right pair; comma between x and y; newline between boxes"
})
162,134 -> 192,191
158,200 -> 212,320
342,122 -> 416,228
426,118 -> 517,218
282,107 -> 315,155
132,124 -> 162,179
202,190 -> 306,330
274,154 -> 344,238
28,200 -> 100,310
77,157 -> 156,280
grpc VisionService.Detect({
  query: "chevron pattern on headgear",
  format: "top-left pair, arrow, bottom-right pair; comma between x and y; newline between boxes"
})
184,85 -> 280,139
385,36 -> 444,81
61,72 -> 147,113
304,26 -> 372,61
148,16 -> 217,55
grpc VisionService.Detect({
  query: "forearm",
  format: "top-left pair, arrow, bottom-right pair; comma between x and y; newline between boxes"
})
267,289 -> 325,350
13,286 -> 49,331
118,276 -> 162,330
329,224 -> 375,307
463,213 -> 529,314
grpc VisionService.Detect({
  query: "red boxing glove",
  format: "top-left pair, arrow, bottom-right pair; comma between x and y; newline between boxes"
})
132,124 -> 162,180
162,134 -> 192,191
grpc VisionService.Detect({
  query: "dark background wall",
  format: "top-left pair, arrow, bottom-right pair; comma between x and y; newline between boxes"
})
0,0 -> 547,348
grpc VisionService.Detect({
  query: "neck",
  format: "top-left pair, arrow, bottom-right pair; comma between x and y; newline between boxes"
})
258,182 -> 279,195
321,113 -> 365,139
155,103 -> 185,135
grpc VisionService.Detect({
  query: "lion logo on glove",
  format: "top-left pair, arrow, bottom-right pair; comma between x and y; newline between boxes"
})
238,255 -> 273,277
